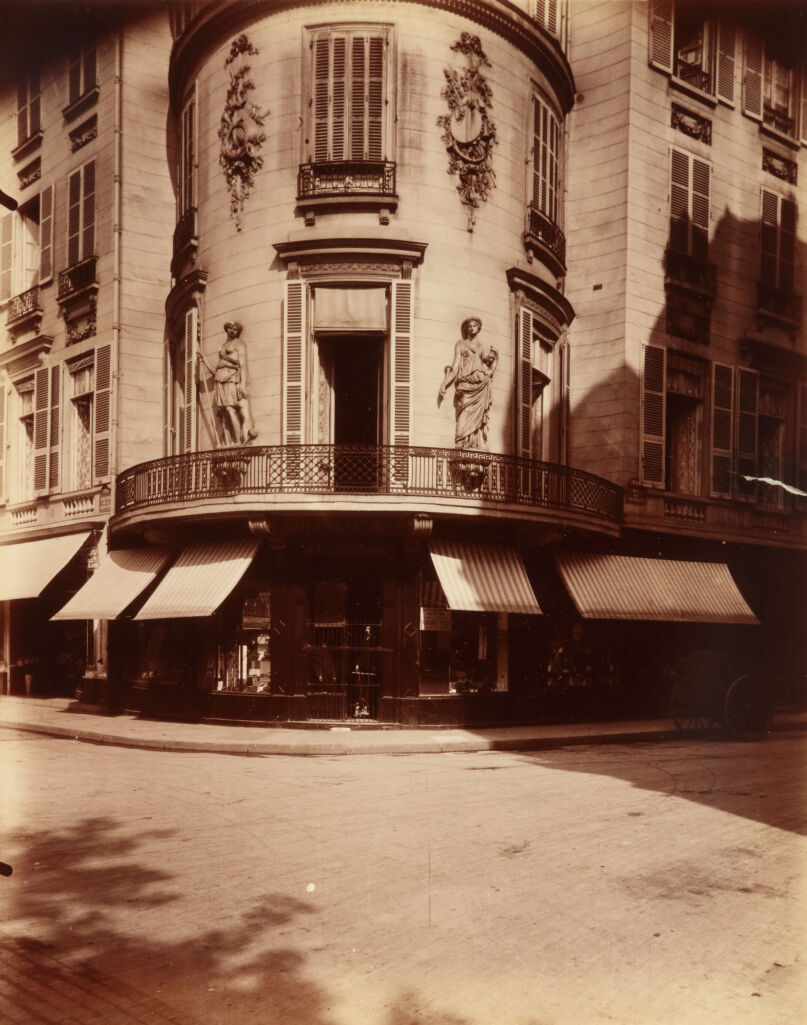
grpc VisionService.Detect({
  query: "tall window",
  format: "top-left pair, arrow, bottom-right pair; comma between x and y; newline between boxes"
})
530,94 -> 561,226
0,186 -> 54,305
640,345 -> 704,495
67,42 -> 96,106
669,148 -> 710,261
165,308 -> 197,455
179,90 -> 196,218
743,32 -> 803,138
16,379 -> 35,502
516,306 -> 568,470
68,358 -> 94,490
761,190 -> 796,294
649,1 -> 735,102
17,70 -> 40,148
307,27 -> 391,164
67,160 -> 95,268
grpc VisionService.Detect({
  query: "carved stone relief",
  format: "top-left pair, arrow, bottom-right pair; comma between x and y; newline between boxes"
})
218,34 -> 268,230
436,33 -> 497,231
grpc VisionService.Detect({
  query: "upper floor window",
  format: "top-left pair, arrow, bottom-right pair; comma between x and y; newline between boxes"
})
649,1 -> 735,103
531,93 -> 561,226
179,89 -> 197,218
0,184 -> 54,306
305,26 -> 392,165
669,148 -> 711,261
743,31 -> 805,140
68,357 -> 94,490
641,345 -> 705,495
15,378 -> 35,502
533,1 -> 566,44
17,70 -> 41,149
761,190 -> 796,293
68,42 -> 96,107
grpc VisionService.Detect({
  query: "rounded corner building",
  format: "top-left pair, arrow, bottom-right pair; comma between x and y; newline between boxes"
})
2,1 -> 806,727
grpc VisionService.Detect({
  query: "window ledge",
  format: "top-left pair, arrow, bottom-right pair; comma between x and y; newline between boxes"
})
11,130 -> 43,162
670,76 -> 717,109
759,121 -> 800,152
62,85 -> 99,123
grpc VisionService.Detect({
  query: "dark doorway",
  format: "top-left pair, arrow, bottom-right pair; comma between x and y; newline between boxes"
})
330,336 -> 381,491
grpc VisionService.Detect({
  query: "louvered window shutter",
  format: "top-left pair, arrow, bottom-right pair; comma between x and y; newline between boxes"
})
390,280 -> 412,484
17,80 -> 28,147
49,364 -> 61,491
716,20 -> 736,103
82,161 -> 96,262
641,344 -> 666,486
649,0 -> 674,75
779,199 -> 796,293
313,36 -> 331,162
68,48 -> 82,104
517,308 -> 533,460
283,280 -> 307,451
669,149 -> 690,254
0,383 -> 6,502
535,0 -> 559,36
33,366 -> 49,494
735,368 -> 758,499
0,212 -> 12,303
39,184 -> 54,283
366,36 -> 385,160
711,363 -> 733,497
93,344 -> 112,481
560,337 -> 570,465
183,307 -> 198,453
83,46 -> 96,93
691,158 -> 710,261
67,169 -> 81,267
30,71 -> 41,137
760,190 -> 779,288
743,34 -> 763,119
331,36 -> 347,161
180,94 -> 195,215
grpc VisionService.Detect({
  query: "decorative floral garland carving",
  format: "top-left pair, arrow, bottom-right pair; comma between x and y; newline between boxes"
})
218,34 -> 268,230
436,32 -> 497,231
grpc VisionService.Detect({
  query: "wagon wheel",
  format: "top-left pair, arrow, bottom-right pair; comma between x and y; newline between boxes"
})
723,673 -> 773,740
671,679 -> 717,735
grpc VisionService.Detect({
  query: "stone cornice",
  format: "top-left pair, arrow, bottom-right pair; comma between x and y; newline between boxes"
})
170,0 -> 575,114
506,266 -> 574,331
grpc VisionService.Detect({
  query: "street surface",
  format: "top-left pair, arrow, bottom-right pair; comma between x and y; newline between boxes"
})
1,729 -> 805,1025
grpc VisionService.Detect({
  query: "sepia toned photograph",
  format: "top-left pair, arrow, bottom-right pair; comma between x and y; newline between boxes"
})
1,1 -> 805,1022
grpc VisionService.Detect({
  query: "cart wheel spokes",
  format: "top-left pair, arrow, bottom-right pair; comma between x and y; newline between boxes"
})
723,673 -> 772,740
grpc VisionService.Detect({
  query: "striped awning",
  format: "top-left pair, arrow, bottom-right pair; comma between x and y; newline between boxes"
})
429,541 -> 542,615
134,539 -> 260,620
51,547 -> 173,620
0,533 -> 91,601
554,552 -> 759,624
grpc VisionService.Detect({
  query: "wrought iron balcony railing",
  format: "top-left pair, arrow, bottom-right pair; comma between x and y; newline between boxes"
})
757,282 -> 802,325
58,256 -> 97,301
297,161 -> 396,200
115,443 -> 623,526
665,248 -> 717,298
763,105 -> 796,138
524,206 -> 566,274
6,285 -> 41,325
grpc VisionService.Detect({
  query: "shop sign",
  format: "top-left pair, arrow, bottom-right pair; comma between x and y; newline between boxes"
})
420,607 -> 451,632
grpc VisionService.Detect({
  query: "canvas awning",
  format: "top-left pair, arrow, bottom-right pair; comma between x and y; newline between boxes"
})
0,533 -> 91,601
429,541 -> 542,615
51,547 -> 173,620
554,552 -> 759,624
313,285 -> 387,331
134,539 -> 260,620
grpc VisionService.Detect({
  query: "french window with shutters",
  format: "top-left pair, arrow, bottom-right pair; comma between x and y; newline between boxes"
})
15,379 -> 35,502
178,87 -> 197,219
66,160 -> 95,269
743,31 -> 806,140
669,148 -> 710,261
760,190 -> 796,294
532,1 -> 567,45
304,26 -> 393,168
0,186 -> 53,310
530,92 -> 561,227
515,306 -> 568,473
17,69 -> 41,148
165,307 -> 198,455
648,0 -> 735,102
67,42 -> 96,107
641,345 -> 705,494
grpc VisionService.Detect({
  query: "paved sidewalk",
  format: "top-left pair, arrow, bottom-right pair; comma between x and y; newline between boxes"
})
2,695 -> 805,755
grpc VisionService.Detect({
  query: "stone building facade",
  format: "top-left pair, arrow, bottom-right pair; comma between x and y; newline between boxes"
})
1,1 -> 805,726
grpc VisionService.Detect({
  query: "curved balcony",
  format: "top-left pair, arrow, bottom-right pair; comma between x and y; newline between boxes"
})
114,444 -> 623,534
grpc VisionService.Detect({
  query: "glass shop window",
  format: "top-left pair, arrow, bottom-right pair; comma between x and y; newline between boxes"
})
209,589 -> 273,693
419,608 -> 499,694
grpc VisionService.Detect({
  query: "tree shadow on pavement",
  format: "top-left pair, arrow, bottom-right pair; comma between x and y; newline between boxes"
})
1,815 -> 339,1025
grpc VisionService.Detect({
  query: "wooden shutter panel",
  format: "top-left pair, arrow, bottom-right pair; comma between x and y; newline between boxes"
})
0,212 -> 12,303
183,308 -> 198,453
391,280 -> 412,484
331,36 -> 347,161
313,36 -> 330,162
33,366 -> 49,493
641,344 -> 666,486
779,199 -> 796,293
83,46 -> 96,92
649,0 -> 674,75
691,158 -> 710,261
283,280 -> 307,447
67,169 -> 81,267
536,0 -> 559,36
82,161 -> 96,262
736,368 -> 758,499
560,336 -> 570,465
716,19 -> 736,103
68,48 -> 81,104
93,343 -> 112,481
711,363 -> 733,496
743,34 -> 763,120
760,190 -> 778,288
17,80 -> 28,147
669,148 -> 690,254
49,364 -> 60,491
517,308 -> 533,460
180,95 -> 195,214
350,36 -> 366,160
367,36 -> 385,160
39,183 -> 54,283
30,71 -> 40,137
0,382 -> 6,501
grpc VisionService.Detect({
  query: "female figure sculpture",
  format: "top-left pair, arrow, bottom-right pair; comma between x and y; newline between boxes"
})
439,317 -> 498,450
199,321 -> 258,445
